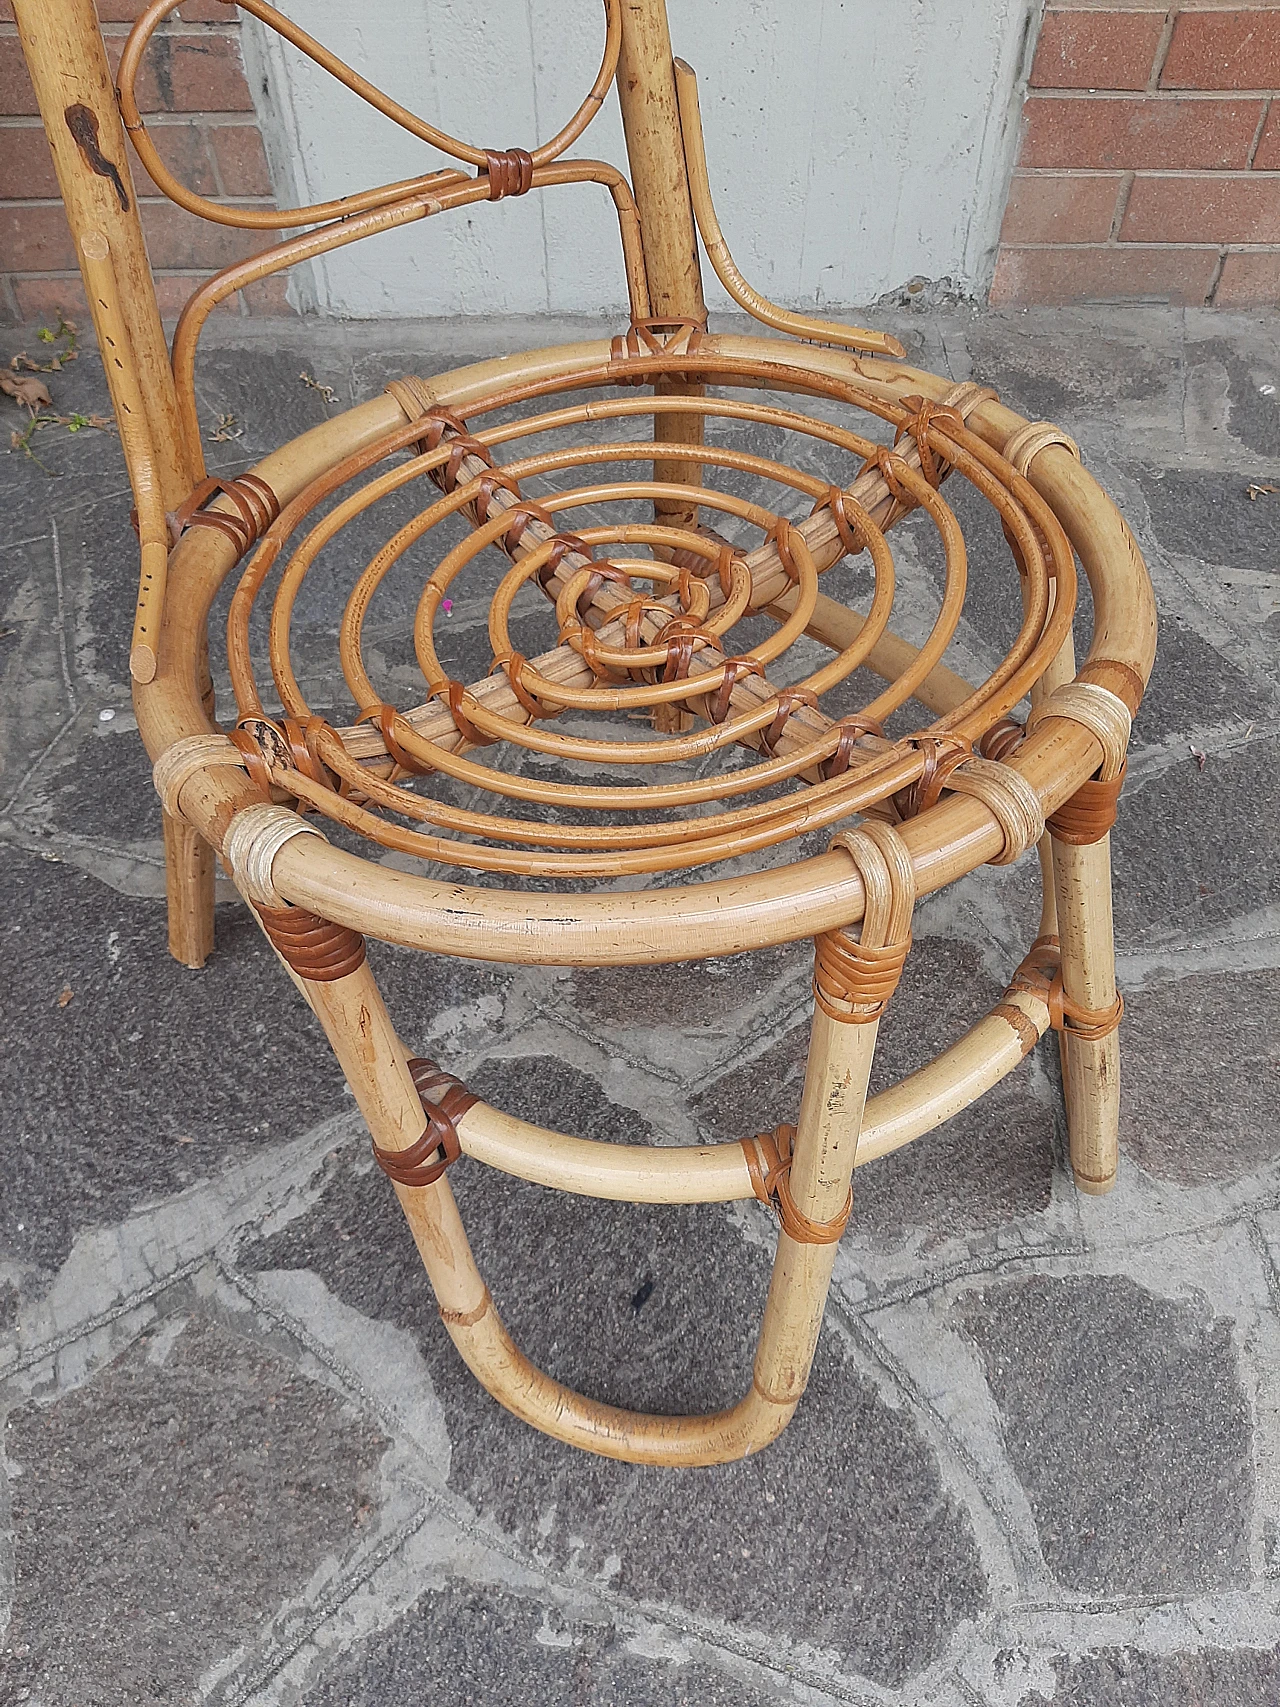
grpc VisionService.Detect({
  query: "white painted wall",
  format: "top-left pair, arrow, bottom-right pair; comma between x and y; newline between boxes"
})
244,0 -> 1036,319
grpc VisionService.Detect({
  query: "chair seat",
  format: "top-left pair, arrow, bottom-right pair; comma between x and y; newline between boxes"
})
145,331 -> 1142,970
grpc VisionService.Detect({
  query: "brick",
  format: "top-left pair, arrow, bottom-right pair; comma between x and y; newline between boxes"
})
1213,248 -> 1280,301
1000,171 -> 1123,242
0,125 -> 59,198
0,36 -> 35,116
95,0 -> 235,21
989,244 -> 1220,304
0,202 -> 78,271
1121,172 -> 1280,241
1255,101 -> 1280,168
1031,9 -> 1167,91
208,123 -> 272,196
10,273 -> 90,321
1021,94 -> 1265,168
1161,9 -> 1280,90
118,33 -> 255,113
138,199 -> 263,267
126,122 -> 219,197
241,272 -> 294,314
152,271 -> 244,316
156,34 -> 254,111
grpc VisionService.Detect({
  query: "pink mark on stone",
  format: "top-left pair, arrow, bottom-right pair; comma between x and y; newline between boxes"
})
441,599 -> 453,614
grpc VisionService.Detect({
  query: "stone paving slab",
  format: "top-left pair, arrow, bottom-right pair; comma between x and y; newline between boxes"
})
1,304 -> 1279,1706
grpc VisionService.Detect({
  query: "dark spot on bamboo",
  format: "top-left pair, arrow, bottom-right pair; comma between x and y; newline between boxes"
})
63,103 -> 129,212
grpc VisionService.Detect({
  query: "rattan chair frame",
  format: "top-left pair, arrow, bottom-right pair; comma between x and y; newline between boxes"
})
15,0 -> 1155,1465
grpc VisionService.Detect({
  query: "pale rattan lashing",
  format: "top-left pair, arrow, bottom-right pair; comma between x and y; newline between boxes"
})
16,0 -> 1156,1465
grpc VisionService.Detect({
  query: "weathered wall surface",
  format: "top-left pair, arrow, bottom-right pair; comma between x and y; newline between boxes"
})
245,0 -> 1036,317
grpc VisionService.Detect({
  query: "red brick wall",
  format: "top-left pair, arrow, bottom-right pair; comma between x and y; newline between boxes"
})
993,3 -> 1280,306
0,0 -> 288,325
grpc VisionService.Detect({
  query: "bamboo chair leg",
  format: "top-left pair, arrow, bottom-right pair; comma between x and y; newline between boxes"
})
162,810 -> 215,969
1050,832 -> 1121,1195
225,809 -> 910,1466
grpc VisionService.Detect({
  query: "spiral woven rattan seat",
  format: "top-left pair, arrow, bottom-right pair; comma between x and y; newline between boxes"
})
19,0 -> 1156,1466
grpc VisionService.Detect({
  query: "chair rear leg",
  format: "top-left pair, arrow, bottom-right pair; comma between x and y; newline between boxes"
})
1051,833 -> 1121,1195
162,811 -> 215,968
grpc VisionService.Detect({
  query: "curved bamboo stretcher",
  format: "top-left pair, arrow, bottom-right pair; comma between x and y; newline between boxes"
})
17,0 -> 1155,1464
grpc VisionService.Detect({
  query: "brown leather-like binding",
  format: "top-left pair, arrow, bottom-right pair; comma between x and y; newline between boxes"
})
813,485 -> 868,557
758,686 -> 819,757
256,903 -> 367,981
766,516 -> 801,584
1005,935 -> 1124,1043
813,927 -> 911,1023
893,733 -> 974,819
371,1058 -> 481,1189
894,394 -> 963,492
1046,759 -> 1127,845
703,656 -> 763,725
483,147 -> 534,200
227,722 -> 275,794
820,715 -> 885,781
533,531 -> 594,592
356,703 -> 434,775
740,1124 -> 851,1244
656,618 -> 716,685
432,680 -> 499,748
501,501 -> 555,555
494,652 -> 561,720
979,717 -> 1026,764
608,317 -> 706,385
163,471 -> 280,559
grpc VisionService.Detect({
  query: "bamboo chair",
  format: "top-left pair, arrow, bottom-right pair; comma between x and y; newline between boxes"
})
17,0 -> 1155,1465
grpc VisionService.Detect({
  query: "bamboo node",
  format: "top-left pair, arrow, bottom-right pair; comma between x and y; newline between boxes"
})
223,802 -> 325,908
1002,420 -> 1081,479
372,1058 -> 480,1189
945,754 -> 1046,865
1005,936 -> 1124,1043
741,1125 -> 852,1245
152,732 -> 242,820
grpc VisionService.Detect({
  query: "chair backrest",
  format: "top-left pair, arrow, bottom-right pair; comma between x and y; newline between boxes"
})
14,0 -> 896,681
13,0 -> 697,500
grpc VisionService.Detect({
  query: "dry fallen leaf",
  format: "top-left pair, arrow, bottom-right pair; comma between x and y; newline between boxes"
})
0,372 -> 52,410
1189,744 -> 1208,772
56,983 -> 74,1008
1246,483 -> 1278,501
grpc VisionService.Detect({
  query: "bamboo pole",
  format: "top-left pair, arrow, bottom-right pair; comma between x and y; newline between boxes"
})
12,0 -> 198,505
614,0 -> 706,542
1051,831 -> 1121,1193
15,1 -> 217,965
